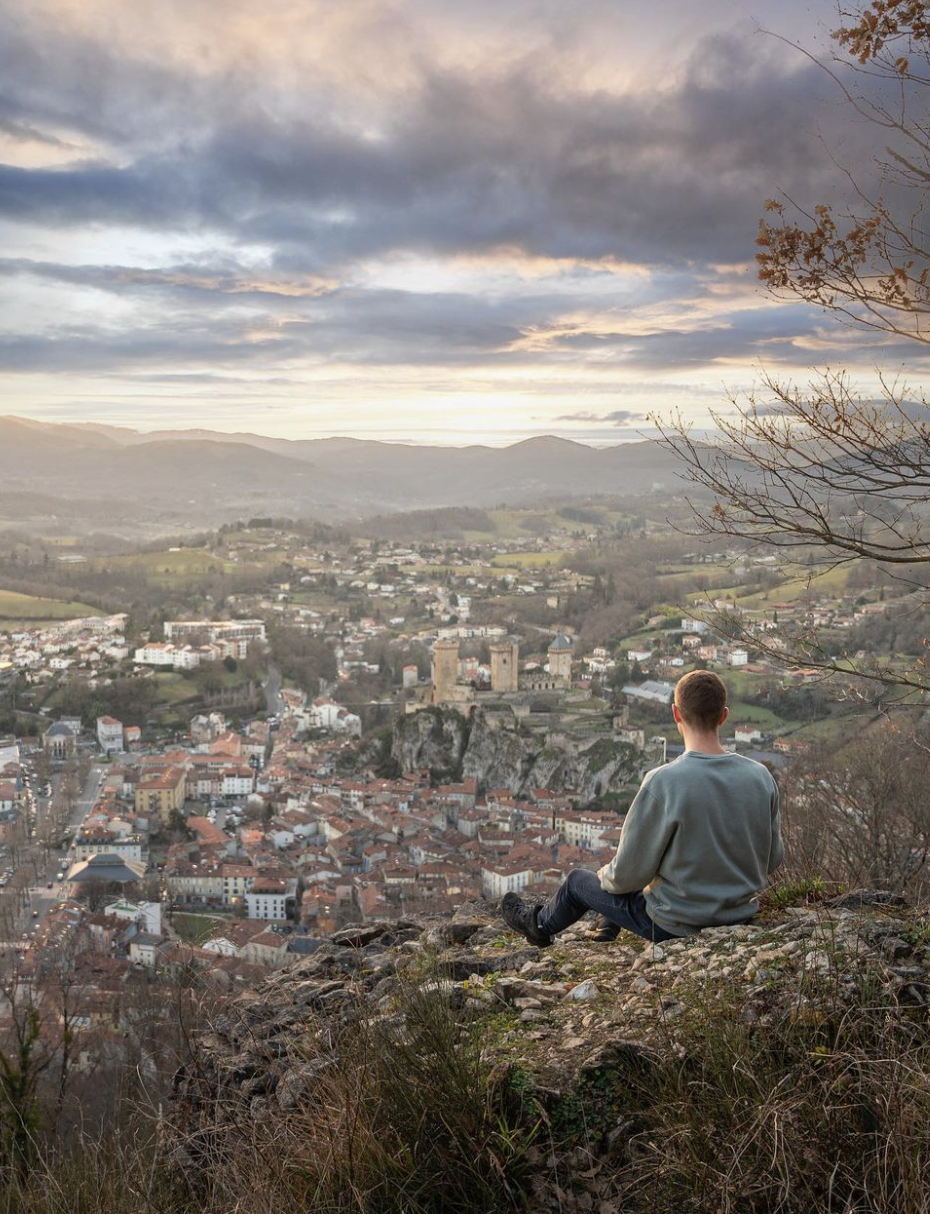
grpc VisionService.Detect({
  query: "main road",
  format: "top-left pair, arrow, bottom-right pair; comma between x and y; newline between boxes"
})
24,761 -> 108,929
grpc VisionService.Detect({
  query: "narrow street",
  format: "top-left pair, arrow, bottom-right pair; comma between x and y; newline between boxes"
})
263,663 -> 284,716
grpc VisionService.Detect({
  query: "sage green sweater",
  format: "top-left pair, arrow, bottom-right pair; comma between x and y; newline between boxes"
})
600,751 -> 783,936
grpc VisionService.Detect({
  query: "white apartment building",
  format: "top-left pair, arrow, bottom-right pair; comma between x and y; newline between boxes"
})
681,619 -> 709,633
308,698 -> 362,736
134,643 -> 175,667
96,715 -> 124,754
480,862 -> 535,898
554,811 -> 613,850
222,769 -> 255,798
74,834 -> 145,863
245,878 -> 297,921
164,619 -> 266,657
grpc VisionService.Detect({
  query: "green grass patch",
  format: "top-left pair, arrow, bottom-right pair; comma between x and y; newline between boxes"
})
489,550 -> 570,569
171,911 -> 236,944
761,875 -> 830,910
733,564 -> 851,608
152,673 -> 201,705
790,710 -> 872,745
725,699 -> 784,728
97,547 -> 271,587
0,588 -> 104,625
420,563 -> 498,577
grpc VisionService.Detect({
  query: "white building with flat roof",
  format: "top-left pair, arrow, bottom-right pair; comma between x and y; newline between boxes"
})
622,680 -> 675,705
105,899 -> 162,935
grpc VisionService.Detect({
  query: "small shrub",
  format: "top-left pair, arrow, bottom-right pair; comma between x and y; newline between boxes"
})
762,875 -> 833,910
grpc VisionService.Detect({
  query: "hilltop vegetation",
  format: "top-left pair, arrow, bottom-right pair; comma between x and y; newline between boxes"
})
3,890 -> 929,1214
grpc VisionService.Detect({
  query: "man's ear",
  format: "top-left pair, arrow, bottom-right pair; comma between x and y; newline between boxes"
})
719,705 -> 730,726
672,703 -> 682,723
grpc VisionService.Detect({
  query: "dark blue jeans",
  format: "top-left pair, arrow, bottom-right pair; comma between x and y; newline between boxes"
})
536,867 -> 678,942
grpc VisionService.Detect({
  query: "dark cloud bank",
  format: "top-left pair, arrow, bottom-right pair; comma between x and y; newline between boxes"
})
0,2 -> 911,396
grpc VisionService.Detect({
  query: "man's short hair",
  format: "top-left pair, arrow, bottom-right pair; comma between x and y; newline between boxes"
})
675,670 -> 727,731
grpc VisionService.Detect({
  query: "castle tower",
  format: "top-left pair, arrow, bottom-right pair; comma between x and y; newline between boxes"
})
489,639 -> 520,693
547,633 -> 573,685
431,638 -> 460,704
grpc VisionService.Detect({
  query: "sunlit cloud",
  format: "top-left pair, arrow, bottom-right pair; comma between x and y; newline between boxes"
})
0,0 -> 924,444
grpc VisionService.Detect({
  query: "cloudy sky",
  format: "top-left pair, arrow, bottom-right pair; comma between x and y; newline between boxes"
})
0,0 -> 922,444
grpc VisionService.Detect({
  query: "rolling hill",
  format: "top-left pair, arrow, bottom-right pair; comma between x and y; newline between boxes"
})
0,416 -> 689,527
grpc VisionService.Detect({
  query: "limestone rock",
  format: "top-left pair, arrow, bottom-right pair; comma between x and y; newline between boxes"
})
169,890 -> 930,1173
391,706 -> 637,798
567,980 -> 600,1001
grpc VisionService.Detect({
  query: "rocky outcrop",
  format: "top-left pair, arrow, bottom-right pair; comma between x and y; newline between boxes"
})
390,706 -> 472,779
391,707 -> 637,797
171,891 -> 930,1146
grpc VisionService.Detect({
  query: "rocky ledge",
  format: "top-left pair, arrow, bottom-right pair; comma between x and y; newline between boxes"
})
172,889 -> 930,1133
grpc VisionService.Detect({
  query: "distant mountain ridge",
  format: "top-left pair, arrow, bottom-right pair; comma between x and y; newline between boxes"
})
0,415 -> 687,526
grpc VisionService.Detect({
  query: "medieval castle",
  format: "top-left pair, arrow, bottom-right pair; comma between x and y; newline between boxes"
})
404,632 -> 575,714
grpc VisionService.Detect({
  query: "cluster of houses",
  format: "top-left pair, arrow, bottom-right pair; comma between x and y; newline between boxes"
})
40,701 -> 623,948
0,613 -> 130,684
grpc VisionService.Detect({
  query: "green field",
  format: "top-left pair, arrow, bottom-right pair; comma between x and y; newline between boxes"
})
489,550 -> 570,569
726,699 -> 784,728
0,588 -> 104,625
676,563 -> 852,610
98,548 -> 266,586
733,565 -> 850,609
171,911 -> 237,945
660,563 -> 733,592
458,506 -> 620,542
153,672 -> 201,705
420,563 -> 498,578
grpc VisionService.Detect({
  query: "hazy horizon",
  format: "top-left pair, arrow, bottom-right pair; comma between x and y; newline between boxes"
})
5,412 -> 664,448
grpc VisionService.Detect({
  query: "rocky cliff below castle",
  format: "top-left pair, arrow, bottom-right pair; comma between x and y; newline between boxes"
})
170,889 -> 930,1213
389,706 -> 639,799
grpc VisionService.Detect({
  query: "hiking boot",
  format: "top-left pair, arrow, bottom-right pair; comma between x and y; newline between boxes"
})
501,893 -> 553,948
584,915 -> 622,943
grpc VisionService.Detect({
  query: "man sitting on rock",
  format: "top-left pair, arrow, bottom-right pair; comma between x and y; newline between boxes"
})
501,670 -> 783,947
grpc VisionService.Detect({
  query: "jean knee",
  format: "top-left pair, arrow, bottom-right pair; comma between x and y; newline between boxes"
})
565,868 -> 584,895
565,867 -> 595,900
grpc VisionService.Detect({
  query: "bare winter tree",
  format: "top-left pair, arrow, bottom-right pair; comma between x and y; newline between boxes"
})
654,1 -> 930,695
781,720 -> 930,895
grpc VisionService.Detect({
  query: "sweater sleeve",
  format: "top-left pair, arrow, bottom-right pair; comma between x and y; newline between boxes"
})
767,781 -> 784,874
599,771 -> 676,895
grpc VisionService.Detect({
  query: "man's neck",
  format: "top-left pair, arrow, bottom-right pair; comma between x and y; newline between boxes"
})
682,731 -> 727,755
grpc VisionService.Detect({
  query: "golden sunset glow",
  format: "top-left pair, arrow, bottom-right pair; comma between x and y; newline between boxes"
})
1,0 -> 927,443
